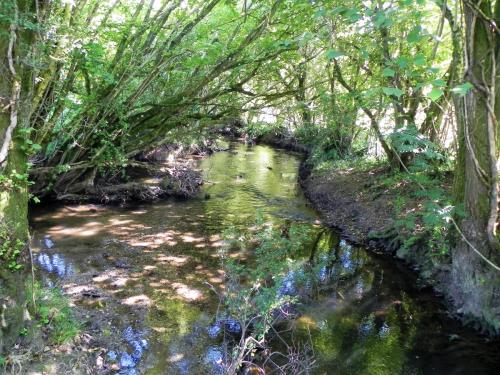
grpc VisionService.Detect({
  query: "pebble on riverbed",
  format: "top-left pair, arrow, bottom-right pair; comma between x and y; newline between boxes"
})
120,352 -> 135,368
111,326 -> 149,370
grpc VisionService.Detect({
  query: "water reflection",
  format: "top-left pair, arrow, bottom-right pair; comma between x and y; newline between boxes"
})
36,252 -> 75,277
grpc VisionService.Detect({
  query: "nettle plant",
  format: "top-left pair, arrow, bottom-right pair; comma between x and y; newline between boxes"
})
386,128 -> 459,260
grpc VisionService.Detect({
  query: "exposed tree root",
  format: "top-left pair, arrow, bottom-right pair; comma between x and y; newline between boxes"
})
53,166 -> 203,204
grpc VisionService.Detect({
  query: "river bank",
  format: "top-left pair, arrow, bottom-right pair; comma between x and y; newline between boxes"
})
255,131 -> 493,334
298,160 -> 500,335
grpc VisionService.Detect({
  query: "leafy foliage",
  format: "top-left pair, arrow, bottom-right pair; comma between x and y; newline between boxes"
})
0,222 -> 25,270
218,218 -> 328,371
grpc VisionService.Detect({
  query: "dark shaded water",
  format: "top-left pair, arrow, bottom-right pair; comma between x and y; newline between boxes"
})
30,143 -> 500,374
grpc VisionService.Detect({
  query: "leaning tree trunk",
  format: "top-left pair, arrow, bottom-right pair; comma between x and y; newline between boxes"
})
451,0 -> 500,332
0,0 -> 32,353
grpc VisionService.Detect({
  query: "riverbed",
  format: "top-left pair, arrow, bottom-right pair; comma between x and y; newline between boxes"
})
29,143 -> 500,374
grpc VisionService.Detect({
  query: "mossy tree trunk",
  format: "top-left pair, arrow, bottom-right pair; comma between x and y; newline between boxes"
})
452,0 -> 500,331
0,0 -> 33,353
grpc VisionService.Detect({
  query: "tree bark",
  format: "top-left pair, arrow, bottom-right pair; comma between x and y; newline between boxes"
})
0,0 -> 33,353
451,0 -> 500,331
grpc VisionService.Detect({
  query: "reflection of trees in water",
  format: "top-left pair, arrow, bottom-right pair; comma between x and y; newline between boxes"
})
297,230 -> 419,375
200,144 -> 304,230
37,252 -> 75,277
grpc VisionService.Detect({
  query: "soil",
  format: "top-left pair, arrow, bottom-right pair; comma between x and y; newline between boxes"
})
299,165 -> 397,247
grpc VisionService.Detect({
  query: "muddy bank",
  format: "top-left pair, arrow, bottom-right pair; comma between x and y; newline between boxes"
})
299,165 -> 396,247
256,132 -> 311,154
298,163 -> 500,334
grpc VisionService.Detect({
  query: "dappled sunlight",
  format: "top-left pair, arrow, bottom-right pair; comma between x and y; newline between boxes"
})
122,294 -> 152,306
167,353 -> 185,363
171,282 -> 204,301
180,233 -> 204,243
111,277 -> 129,288
28,143 -> 332,373
63,284 -> 95,296
156,254 -> 189,266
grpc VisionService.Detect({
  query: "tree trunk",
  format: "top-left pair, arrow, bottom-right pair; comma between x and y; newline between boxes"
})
0,0 -> 32,353
451,0 -> 500,332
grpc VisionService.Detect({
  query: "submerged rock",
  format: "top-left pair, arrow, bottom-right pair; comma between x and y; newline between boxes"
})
207,323 -> 222,338
119,369 -> 138,375
110,326 -> 149,369
107,350 -> 118,361
115,259 -> 130,269
204,346 -> 225,375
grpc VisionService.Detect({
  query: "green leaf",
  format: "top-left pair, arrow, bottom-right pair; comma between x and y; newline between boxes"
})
383,67 -> 396,77
314,9 -> 326,18
326,50 -> 344,60
432,79 -> 446,87
427,87 -> 444,101
413,53 -> 426,66
374,12 -> 387,27
345,8 -> 362,23
451,82 -> 473,96
395,57 -> 409,69
382,87 -> 404,98
407,26 -> 423,43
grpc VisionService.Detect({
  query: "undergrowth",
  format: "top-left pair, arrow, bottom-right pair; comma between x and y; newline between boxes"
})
26,281 -> 80,345
217,217 -> 321,374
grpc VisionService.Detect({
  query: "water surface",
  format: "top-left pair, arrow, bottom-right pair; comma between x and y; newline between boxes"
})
30,143 -> 500,374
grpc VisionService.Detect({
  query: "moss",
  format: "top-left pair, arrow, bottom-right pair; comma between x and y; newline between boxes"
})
0,130 -> 30,353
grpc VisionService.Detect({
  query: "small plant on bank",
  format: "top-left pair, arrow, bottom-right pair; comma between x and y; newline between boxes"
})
0,223 -> 25,271
26,281 -> 80,345
372,133 -> 461,273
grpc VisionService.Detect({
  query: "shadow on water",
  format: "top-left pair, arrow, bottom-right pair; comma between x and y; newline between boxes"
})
29,143 -> 500,374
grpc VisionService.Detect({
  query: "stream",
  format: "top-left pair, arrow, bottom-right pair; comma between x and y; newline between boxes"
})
30,143 -> 500,374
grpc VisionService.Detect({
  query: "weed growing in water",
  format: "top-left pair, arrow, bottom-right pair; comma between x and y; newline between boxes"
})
215,217 -> 327,374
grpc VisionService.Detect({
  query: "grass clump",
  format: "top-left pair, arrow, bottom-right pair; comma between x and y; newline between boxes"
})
26,281 -> 80,344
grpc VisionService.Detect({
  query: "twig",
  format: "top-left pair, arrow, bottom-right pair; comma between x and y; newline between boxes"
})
28,232 -> 37,314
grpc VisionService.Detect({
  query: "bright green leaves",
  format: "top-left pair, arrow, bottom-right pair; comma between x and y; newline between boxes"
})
395,57 -> 410,69
383,67 -> 396,78
374,10 -> 394,28
425,79 -> 447,101
326,50 -> 345,60
330,6 -> 362,23
407,26 -> 424,44
427,87 -> 444,101
452,82 -> 473,96
413,53 -> 426,66
382,87 -> 405,98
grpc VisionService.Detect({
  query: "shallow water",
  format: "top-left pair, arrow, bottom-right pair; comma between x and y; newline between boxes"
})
30,143 -> 500,374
